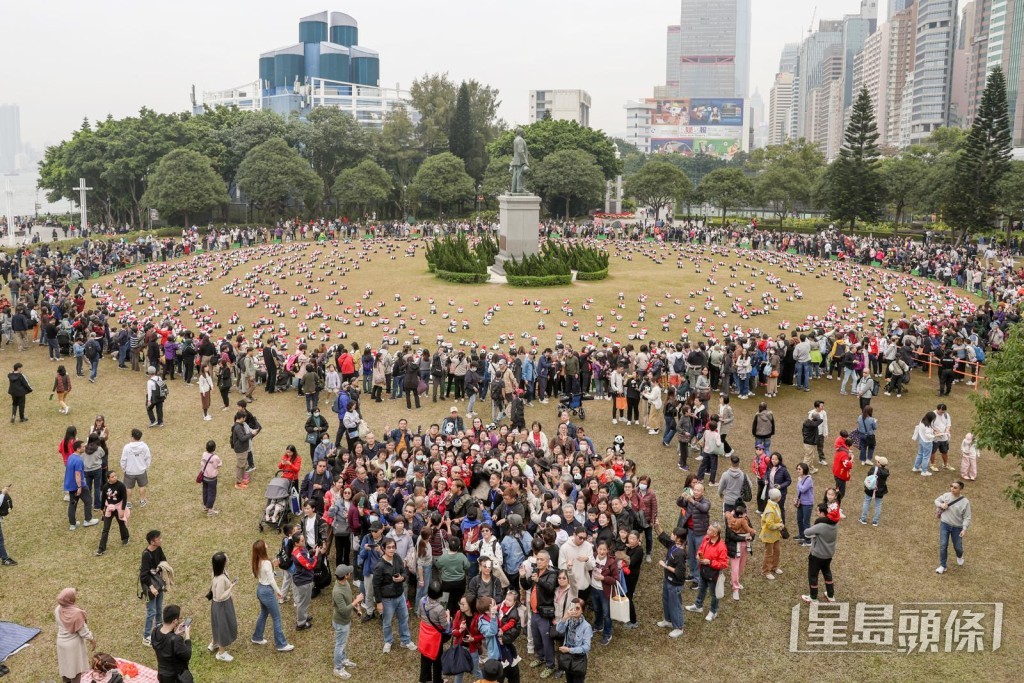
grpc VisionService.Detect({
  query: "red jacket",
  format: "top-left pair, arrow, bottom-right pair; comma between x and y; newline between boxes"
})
278,454 -> 302,481
832,446 -> 853,482
697,535 -> 729,571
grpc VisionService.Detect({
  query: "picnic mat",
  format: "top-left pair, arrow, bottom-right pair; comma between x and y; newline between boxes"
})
0,621 -> 40,662
81,658 -> 159,683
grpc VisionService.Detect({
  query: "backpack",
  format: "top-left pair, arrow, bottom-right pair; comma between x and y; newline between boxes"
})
84,342 -> 98,360
864,470 -> 878,492
673,355 -> 686,374
740,474 -> 753,502
153,377 -> 169,401
870,378 -> 880,396
0,492 -> 12,517
277,538 -> 294,570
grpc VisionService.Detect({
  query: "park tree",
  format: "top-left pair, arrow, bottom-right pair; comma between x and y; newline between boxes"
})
879,154 -> 928,225
288,108 -> 375,208
379,104 -> 424,205
747,139 -> 824,224
449,82 -> 474,169
698,167 -> 754,222
218,109 -> 290,186
971,321 -> 1024,508
332,159 -> 393,218
995,160 -> 1024,234
946,66 -> 1013,243
823,87 -> 883,228
140,148 -> 228,228
235,137 -> 322,218
409,73 -> 458,154
488,119 -> 621,180
481,155 -> 512,199
530,149 -> 607,219
409,152 -> 475,216
623,160 -> 692,220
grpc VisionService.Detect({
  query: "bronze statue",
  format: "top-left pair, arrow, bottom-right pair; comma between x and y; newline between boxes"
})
509,127 -> 530,193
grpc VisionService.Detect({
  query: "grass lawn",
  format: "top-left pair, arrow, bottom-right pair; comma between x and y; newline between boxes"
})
1,239 -> 1017,682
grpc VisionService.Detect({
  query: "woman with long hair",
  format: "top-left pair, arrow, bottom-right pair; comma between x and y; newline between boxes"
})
55,587 -> 94,683
209,552 -> 238,662
250,540 -> 293,652
555,597 -> 593,683
59,425 -> 78,502
53,364 -> 72,415
197,362 -> 214,421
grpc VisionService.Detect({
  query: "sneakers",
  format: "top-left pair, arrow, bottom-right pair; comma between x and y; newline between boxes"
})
143,637 -> 151,647
251,639 -> 268,646
705,611 -> 717,622
645,554 -> 652,563
956,557 -> 965,566
69,525 -> 77,531
656,620 -> 672,628
920,471 -> 933,477
277,644 -> 295,652
935,566 -> 946,574
818,459 -> 828,466
623,621 -> 639,629
139,499 -> 148,507
334,670 -> 352,680
600,635 -> 612,646
203,415 -> 213,421
530,660 -> 544,668
765,573 -> 775,580
872,522 -> 879,527
382,642 -> 392,654
685,604 -> 703,613
1,558 -> 16,566
343,659 -> 356,668
540,667 -> 554,678
929,465 -> 939,472
612,419 -> 617,425
884,391 -> 891,396
809,467 -> 819,474
83,519 -> 99,527
774,568 -> 783,575
402,641 -> 417,652
215,651 -> 234,662
669,628 -> 685,638
732,590 -> 740,601
858,518 -> 868,525
95,550 -> 105,556
800,595 -> 817,604
912,468 -> 920,473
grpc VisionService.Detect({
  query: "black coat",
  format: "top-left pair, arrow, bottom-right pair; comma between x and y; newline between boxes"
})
7,372 -> 31,397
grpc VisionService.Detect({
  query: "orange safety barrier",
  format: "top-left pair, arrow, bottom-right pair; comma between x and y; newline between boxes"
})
909,352 -> 985,390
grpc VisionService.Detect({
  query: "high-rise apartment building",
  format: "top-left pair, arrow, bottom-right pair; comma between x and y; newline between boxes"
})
852,5 -> 916,147
967,0 -> 993,126
0,105 -> 20,174
950,1 -> 978,127
888,0 -> 914,21
909,0 -> 957,144
768,72 -> 796,145
528,90 -> 591,127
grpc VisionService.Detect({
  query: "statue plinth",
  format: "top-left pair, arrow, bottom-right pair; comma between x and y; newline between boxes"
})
492,193 -> 541,276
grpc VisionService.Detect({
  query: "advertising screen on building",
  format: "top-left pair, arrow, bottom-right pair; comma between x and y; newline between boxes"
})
646,97 -> 744,159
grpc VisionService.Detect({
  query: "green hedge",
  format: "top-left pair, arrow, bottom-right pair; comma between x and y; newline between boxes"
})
505,273 -> 573,287
575,268 -> 608,281
434,269 -> 490,284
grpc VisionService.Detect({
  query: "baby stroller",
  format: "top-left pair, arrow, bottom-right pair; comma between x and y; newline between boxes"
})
57,330 -> 72,357
556,392 -> 592,421
259,476 -> 299,533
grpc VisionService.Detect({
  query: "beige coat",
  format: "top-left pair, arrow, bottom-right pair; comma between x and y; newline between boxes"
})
55,606 -> 92,679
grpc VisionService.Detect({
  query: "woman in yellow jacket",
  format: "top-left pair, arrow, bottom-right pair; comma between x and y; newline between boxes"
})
759,488 -> 785,579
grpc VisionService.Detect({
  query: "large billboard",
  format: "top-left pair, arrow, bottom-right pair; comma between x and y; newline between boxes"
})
646,97 -> 744,159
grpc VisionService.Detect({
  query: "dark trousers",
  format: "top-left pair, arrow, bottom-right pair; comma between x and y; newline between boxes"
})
678,441 -> 689,469
335,533 -> 351,567
183,358 -> 195,384
146,401 -> 164,425
98,513 -> 129,552
808,554 -> 834,600
834,477 -> 847,499
202,478 -> 217,509
405,387 -> 420,409
756,479 -> 767,513
441,579 -> 465,612
219,386 -> 230,407
68,490 -> 92,525
626,396 -> 640,422
419,654 -> 442,683
530,612 -> 555,668
10,396 -> 25,420
265,367 -> 277,393
697,453 -> 719,483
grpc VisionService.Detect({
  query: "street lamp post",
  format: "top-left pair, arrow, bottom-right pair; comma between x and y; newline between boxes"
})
3,179 -> 16,248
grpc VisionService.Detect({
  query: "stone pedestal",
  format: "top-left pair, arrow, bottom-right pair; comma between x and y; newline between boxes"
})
492,193 -> 541,275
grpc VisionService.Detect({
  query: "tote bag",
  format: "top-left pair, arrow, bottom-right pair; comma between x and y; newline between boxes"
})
609,582 -> 631,623
440,642 -> 473,676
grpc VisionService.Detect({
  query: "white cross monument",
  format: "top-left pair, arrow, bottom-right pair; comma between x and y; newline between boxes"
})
73,177 -> 92,235
3,179 -> 15,248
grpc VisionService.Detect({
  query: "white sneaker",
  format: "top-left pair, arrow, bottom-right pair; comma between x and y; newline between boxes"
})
142,637 -> 151,647
656,620 -> 672,628
83,519 -> 99,527
732,590 -> 740,601
765,573 -> 776,580
204,415 -> 213,421
920,471 -> 932,477
935,566 -> 946,574
774,568 -> 783,575
343,659 -> 357,668
705,611 -> 717,622
403,641 -> 418,652
669,628 -> 684,638
382,642 -> 391,654
684,604 -> 702,613
276,644 -> 295,652
800,594 -> 816,604
334,669 -> 352,680
956,557 -> 965,566
250,639 -> 268,646
215,651 -> 233,662
612,419 -> 618,424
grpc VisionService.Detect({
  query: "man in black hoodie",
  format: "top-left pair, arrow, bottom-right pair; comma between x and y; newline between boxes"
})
521,549 -> 559,675
7,362 -> 31,423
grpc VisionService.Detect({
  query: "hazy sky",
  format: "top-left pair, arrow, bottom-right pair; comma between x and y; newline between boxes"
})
4,0 -> 885,149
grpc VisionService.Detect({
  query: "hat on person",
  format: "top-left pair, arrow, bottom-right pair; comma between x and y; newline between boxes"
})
334,564 -> 353,579
470,443 -> 481,452
147,366 -> 156,374
369,520 -> 383,532
546,515 -> 561,527
450,405 -> 459,413
875,456 -> 888,467
481,659 -> 503,682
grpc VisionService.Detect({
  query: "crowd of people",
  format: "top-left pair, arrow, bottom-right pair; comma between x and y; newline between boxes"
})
0,221 -> 1008,683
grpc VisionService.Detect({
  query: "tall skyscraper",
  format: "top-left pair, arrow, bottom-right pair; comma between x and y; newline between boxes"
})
768,71 -> 796,145
852,5 -> 916,147
778,43 -> 801,75
888,0 -> 914,21
670,0 -> 752,99
796,20 -> 844,142
0,105 -> 20,174
910,0 -> 957,144
950,1 -> 978,128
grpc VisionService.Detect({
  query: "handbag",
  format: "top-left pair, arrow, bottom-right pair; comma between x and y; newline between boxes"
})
557,652 -> 588,676
305,431 -> 319,445
357,420 -> 371,439
440,642 -> 473,676
715,573 -> 726,600
195,455 -> 211,484
609,582 -> 630,623
615,396 -> 626,411
780,527 -> 791,540
418,378 -> 428,395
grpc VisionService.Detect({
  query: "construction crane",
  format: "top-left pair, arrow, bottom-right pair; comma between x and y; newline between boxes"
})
807,6 -> 817,37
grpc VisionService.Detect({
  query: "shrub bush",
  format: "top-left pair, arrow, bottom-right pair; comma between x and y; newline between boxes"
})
505,273 -> 573,287
541,241 -> 609,278
503,251 -> 571,278
435,269 -> 490,284
575,267 -> 609,281
424,233 -> 496,277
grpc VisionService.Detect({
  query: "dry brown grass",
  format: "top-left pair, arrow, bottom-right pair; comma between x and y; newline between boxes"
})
0,239 -> 1017,682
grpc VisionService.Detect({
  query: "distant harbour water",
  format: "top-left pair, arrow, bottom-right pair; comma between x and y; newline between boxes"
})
2,169 -> 75,217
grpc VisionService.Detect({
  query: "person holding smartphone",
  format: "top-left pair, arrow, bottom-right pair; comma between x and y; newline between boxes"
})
152,604 -> 193,683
